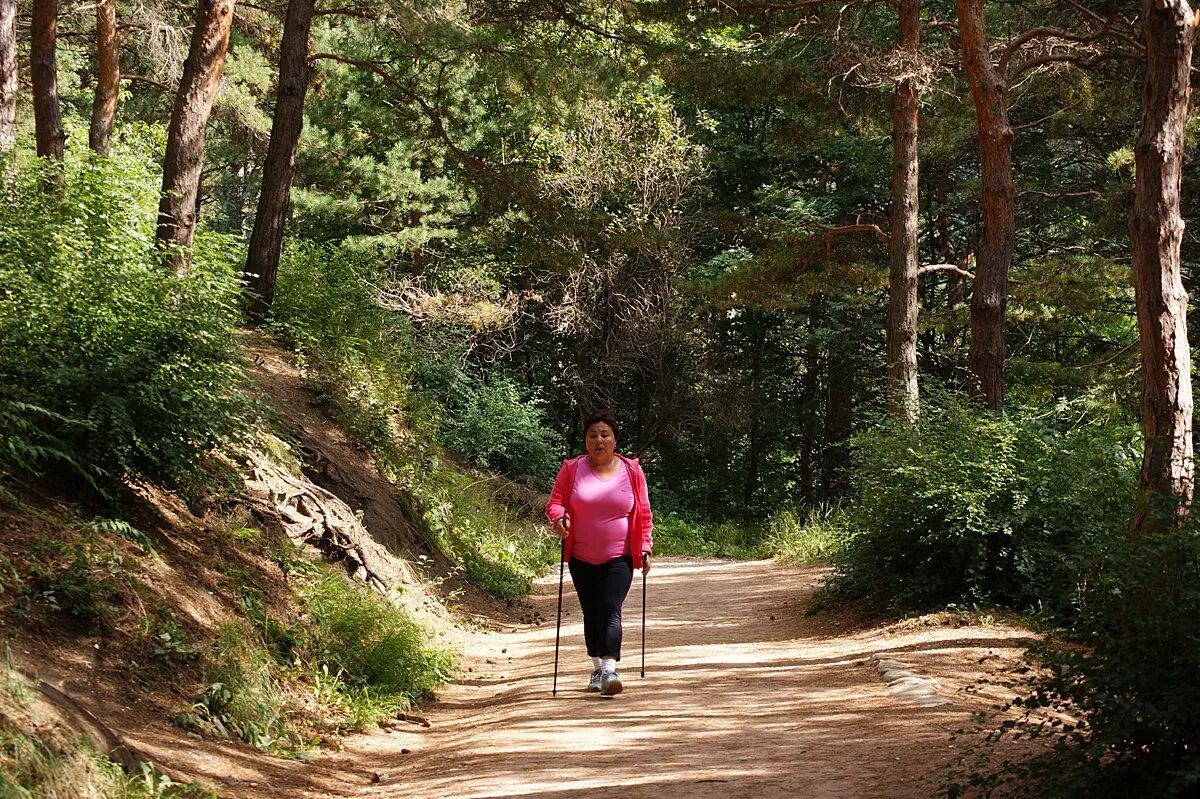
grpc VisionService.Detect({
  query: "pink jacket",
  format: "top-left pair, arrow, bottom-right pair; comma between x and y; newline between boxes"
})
546,453 -> 654,568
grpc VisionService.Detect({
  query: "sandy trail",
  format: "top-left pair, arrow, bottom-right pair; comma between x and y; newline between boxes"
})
327,558 -> 1033,799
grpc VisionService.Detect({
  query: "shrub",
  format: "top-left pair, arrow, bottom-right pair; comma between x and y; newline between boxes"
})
271,241 -> 420,430
831,394 -> 1138,613
951,530 -> 1200,799
438,375 -> 558,481
0,137 -> 248,493
18,532 -> 136,624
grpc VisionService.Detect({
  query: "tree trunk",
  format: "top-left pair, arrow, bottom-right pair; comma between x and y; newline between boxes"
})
156,0 -> 235,273
1130,0 -> 1197,532
743,326 -> 765,516
822,334 -> 854,504
887,0 -> 921,423
743,410 -> 762,516
89,0 -> 119,154
245,0 -> 315,316
957,0 -> 1014,412
31,0 -> 65,161
799,330 -> 819,506
0,0 -> 15,157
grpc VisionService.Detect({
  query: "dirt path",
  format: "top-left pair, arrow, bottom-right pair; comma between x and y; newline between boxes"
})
321,558 -> 1035,799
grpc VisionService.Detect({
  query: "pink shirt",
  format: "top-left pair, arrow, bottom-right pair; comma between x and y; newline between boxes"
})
569,459 -> 634,565
546,454 -> 653,568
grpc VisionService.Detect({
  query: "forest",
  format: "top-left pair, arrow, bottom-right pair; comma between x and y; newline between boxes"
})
0,0 -> 1198,797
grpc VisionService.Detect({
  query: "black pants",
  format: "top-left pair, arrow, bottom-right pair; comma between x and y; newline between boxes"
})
568,555 -> 633,660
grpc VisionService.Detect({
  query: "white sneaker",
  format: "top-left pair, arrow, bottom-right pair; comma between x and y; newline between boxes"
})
600,670 -> 623,696
587,670 -> 602,692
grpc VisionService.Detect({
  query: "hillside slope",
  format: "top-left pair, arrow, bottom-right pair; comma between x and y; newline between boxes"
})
0,334 -> 551,796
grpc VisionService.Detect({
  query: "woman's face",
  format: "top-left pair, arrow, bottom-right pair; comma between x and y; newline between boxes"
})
585,422 -> 616,459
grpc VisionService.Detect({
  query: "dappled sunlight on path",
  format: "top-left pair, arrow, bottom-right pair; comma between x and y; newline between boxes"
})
337,559 -> 1033,799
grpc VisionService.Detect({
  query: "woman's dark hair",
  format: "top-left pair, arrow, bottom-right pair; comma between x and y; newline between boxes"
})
583,410 -> 620,440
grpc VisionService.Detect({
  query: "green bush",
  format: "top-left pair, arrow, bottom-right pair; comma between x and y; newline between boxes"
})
951,531 -> 1200,799
274,242 -> 559,482
831,395 -> 1138,613
438,375 -> 558,481
0,136 -> 248,492
272,241 -> 417,362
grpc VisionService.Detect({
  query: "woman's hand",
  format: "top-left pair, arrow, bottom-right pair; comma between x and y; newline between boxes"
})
641,551 -> 652,575
551,514 -> 571,540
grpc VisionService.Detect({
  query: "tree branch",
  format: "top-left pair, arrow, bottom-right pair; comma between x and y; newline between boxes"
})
918,263 -> 975,280
999,25 -> 1099,76
823,223 -> 888,258
1009,51 -> 1123,83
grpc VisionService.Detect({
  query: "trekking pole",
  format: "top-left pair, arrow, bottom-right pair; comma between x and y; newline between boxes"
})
640,563 -> 647,678
552,537 -> 565,696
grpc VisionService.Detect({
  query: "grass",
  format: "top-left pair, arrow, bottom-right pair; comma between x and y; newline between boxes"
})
646,508 -> 850,564
181,622 -> 291,752
297,569 -> 454,708
417,467 -> 558,600
651,512 -> 769,559
765,509 -> 849,565
178,558 -> 453,753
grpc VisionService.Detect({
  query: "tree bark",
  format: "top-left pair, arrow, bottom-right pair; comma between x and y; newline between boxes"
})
799,329 -> 819,506
244,0 -> 316,320
822,335 -> 854,503
89,0 -> 119,154
957,0 -> 1014,412
0,0 -> 16,157
743,324 -> 765,517
887,0 -> 921,423
31,0 -> 65,161
1130,0 -> 1197,532
156,0 -> 235,273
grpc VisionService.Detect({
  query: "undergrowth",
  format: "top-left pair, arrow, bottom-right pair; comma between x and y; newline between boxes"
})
0,134 -> 249,496
0,652 -> 214,798
180,553 -> 452,754
829,394 -> 1138,614
0,509 -> 148,628
651,512 -> 767,559
270,243 -> 558,599
0,498 -> 450,760
765,509 -> 848,565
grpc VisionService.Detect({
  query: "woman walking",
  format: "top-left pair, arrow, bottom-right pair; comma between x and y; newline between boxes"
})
546,410 -> 653,696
